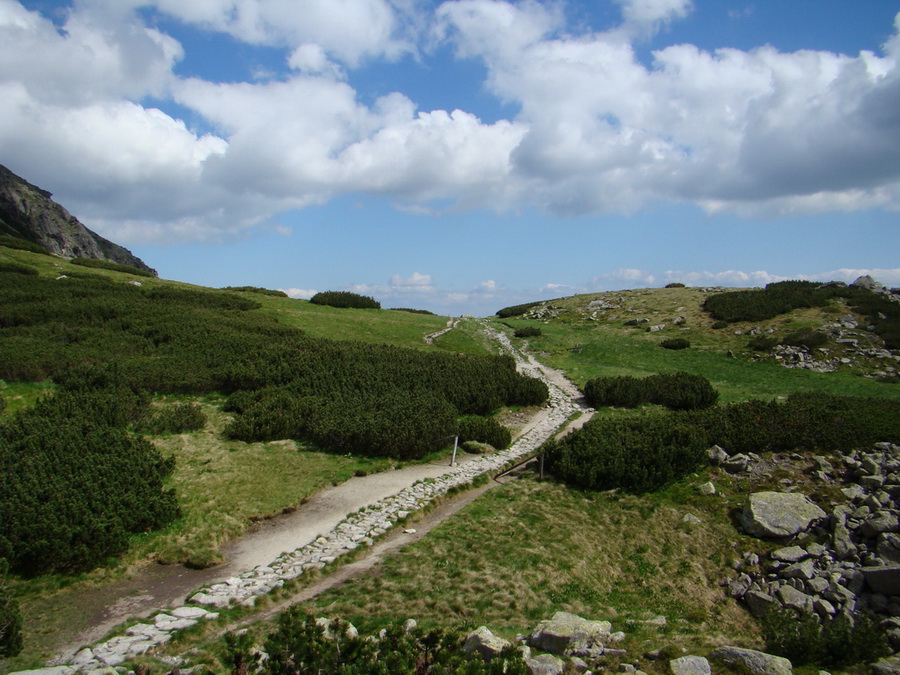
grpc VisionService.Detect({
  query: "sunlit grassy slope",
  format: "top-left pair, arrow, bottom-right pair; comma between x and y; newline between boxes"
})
491,287 -> 900,403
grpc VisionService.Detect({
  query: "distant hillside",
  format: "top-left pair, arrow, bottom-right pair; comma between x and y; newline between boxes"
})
0,164 -> 156,275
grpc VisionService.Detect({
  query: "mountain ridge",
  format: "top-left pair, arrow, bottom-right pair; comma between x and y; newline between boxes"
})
0,163 -> 156,275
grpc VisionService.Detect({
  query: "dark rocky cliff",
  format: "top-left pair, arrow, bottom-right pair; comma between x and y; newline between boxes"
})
0,164 -> 156,275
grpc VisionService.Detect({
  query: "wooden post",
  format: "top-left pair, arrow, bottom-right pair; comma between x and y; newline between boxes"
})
450,435 -> 459,466
539,453 -> 544,480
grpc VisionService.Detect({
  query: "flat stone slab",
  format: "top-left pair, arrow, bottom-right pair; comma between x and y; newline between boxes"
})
741,492 -> 826,538
862,566 -> 900,595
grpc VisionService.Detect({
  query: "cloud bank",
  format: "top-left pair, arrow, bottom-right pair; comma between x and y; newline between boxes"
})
1,0 -> 899,243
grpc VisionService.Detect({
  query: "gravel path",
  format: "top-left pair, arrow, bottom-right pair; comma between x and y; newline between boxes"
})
35,322 -> 591,674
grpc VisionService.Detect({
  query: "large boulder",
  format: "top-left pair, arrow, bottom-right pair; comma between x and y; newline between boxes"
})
525,654 -> 566,675
463,626 -> 511,663
529,611 -> 611,657
862,567 -> 900,595
741,492 -> 826,538
709,646 -> 792,675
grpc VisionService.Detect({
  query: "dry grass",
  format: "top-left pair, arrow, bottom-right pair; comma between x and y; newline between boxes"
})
303,475 -> 762,667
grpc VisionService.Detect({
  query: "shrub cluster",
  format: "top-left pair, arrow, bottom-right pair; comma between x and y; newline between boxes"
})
514,326 -> 542,338
545,393 -> 900,496
226,607 -> 528,674
659,338 -> 690,350
583,372 -> 718,411
0,559 -> 22,657
543,413 -> 709,493
496,301 -> 542,318
0,272 -> 546,460
458,416 -> 512,450
747,335 -> 779,351
781,330 -> 828,350
70,257 -> 155,277
0,385 -> 180,576
703,280 -> 900,349
665,282 -> 686,288
389,307 -> 435,315
760,605 -> 889,667
0,235 -> 50,255
310,291 -> 381,309
222,286 -> 289,297
691,393 -> 900,456
0,261 -> 38,276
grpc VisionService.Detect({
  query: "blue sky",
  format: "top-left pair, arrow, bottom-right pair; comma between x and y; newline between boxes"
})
1,0 -> 899,316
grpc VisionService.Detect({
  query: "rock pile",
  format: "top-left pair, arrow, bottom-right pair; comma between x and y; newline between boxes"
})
726,443 -> 900,651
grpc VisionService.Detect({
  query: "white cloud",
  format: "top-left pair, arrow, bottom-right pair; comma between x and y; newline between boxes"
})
388,272 -> 435,289
2,0 -> 900,244
281,287 -> 318,299
615,0 -> 693,37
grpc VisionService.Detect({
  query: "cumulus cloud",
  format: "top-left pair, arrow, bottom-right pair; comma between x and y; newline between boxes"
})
281,287 -> 318,299
1,0 -> 900,243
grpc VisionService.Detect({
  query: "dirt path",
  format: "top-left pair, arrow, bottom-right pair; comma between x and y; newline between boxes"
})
39,321 -> 591,670
48,454 -> 483,664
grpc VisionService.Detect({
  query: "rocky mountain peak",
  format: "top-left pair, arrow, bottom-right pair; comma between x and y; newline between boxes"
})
0,163 -> 156,275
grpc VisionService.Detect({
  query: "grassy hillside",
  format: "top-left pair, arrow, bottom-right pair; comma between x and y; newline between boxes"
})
3,243 -> 899,673
492,286 -> 899,403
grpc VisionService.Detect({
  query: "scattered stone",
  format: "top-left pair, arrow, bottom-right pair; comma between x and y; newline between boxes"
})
464,626 -> 511,663
697,482 -> 716,496
669,655 -> 711,675
709,646 -> 793,675
771,546 -> 808,563
525,654 -> 566,675
862,566 -> 900,595
529,611 -> 611,658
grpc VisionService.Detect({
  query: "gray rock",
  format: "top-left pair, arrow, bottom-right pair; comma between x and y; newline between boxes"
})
7,669 -> 77,675
832,520 -> 857,559
861,513 -> 900,538
697,481 -> 716,496
529,611 -> 611,657
709,646 -> 793,675
745,590 -> 777,618
570,656 -> 590,673
777,585 -> 814,613
782,559 -> 816,580
862,566 -> 900,595
708,445 -> 729,465
669,655 -> 711,675
878,533 -> 900,565
464,626 -> 511,663
526,653 -> 566,675
772,546 -> 808,563
741,492 -> 826,538
872,656 -> 900,675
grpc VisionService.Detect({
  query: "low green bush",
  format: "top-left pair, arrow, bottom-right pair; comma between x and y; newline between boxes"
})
584,373 -> 718,411
782,330 -> 828,350
514,326 -> 542,338
222,286 -> 289,297
660,338 -> 690,350
247,607 -> 528,674
0,235 -> 50,255
747,335 -> 779,351
310,291 -> 381,309
70,257 -> 154,277
584,376 -> 648,408
458,416 -> 512,450
496,301 -> 542,318
665,282 -> 686,288
0,387 -> 180,576
390,307 -> 435,315
543,412 -> 709,494
0,261 -> 38,276
761,605 -> 889,667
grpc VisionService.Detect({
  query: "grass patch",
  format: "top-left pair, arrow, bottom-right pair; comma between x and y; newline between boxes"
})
132,397 -> 394,568
302,476 -> 759,659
